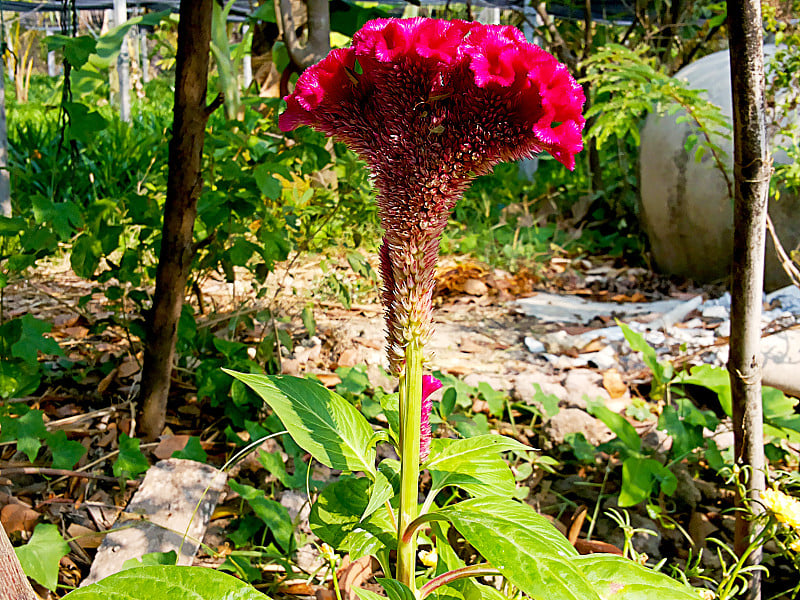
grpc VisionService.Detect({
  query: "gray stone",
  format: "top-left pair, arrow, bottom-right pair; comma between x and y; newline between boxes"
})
640,46 -> 800,291
562,369 -> 610,410
82,459 -> 227,586
543,408 -> 614,446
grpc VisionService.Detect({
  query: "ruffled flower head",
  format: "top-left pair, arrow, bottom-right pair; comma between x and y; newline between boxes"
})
280,18 -> 585,372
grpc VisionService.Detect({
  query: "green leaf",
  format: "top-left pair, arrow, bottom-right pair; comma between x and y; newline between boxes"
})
258,450 -> 306,489
254,163 -> 282,200
674,364 -> 732,416
426,435 -> 530,497
586,397 -> 641,454
225,372 -> 377,476
441,497 -> 598,600
572,555 -> 700,600
380,393 -> 400,442
47,430 -> 88,470
171,437 -> 208,463
309,478 -> 394,559
11,314 -> 63,365
361,470 -> 394,522
64,102 -> 109,143
0,408 -> 48,462
378,578 -> 416,600
46,34 -> 97,68
15,523 -> 70,591
617,322 -> 666,384
478,382 -> 506,417
122,551 -> 178,570
250,2 -> 276,22
228,480 -> 294,551
61,565 -> 270,599
301,304 -> 316,337
113,433 -> 150,479
71,232 -> 103,279
620,457 -> 660,506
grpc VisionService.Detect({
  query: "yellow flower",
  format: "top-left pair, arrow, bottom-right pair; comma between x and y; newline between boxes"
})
790,538 -> 800,553
761,489 -> 800,530
418,548 -> 438,568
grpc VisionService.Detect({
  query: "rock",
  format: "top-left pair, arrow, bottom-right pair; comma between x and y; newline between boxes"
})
82,459 -> 227,587
295,543 -> 325,574
524,336 -> 546,353
562,369 -> 610,410
543,408 -> 614,447
511,371 -> 568,405
672,464 -> 702,510
463,372 -> 509,391
640,46 -> 800,290
280,490 -> 311,527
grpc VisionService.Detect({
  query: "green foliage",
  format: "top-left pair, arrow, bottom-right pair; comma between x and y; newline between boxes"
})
113,433 -> 150,479
61,565 -> 271,599
15,523 -> 71,591
228,480 -> 294,551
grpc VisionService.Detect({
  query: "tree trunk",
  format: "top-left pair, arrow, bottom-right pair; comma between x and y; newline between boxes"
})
727,2 -> 769,599
0,524 -> 36,600
139,0 -> 215,441
278,0 -> 330,69
0,55 -> 10,218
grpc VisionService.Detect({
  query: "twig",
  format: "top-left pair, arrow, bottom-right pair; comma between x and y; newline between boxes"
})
765,213 -> 800,287
0,467 -> 138,486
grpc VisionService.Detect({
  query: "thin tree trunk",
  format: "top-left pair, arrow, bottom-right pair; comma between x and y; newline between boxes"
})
727,2 -> 769,599
278,0 -> 330,68
0,56 -> 10,218
139,0 -> 215,441
0,524 -> 36,600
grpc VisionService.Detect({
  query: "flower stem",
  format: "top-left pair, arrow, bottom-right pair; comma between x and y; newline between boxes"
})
418,564 -> 500,599
397,336 -> 423,591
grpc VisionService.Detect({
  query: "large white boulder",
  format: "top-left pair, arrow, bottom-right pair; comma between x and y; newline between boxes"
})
639,47 -> 799,291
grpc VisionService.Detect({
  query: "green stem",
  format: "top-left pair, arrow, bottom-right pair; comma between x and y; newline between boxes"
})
397,337 -> 424,591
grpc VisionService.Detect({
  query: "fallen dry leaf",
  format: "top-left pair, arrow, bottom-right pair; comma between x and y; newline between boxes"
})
67,523 -> 104,549
118,358 -> 140,379
574,539 -> 624,555
153,435 -> 191,460
602,369 -> 628,399
316,373 -> 342,387
1,502 -> 41,534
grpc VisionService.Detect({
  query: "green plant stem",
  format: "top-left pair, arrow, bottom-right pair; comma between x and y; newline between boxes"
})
418,564 -> 500,599
397,337 -> 423,591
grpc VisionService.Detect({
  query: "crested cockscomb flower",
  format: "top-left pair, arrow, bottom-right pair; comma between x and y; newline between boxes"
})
420,374 -> 443,462
279,18 -> 585,373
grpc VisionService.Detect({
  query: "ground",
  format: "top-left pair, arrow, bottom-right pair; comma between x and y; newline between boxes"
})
1,252 -> 799,598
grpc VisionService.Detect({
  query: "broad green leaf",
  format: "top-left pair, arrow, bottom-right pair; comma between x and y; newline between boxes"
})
47,429 -> 88,469
62,565 -> 270,599
113,434 -> 150,479
46,34 -> 97,68
361,471 -> 394,522
254,164 -> 282,200
674,364 -> 732,416
15,523 -> 70,591
763,386 -> 798,420
11,314 -> 63,365
433,522 -> 508,600
354,589 -> 385,600
586,397 -> 641,453
64,102 -> 109,143
0,407 -> 48,462
70,232 -> 103,278
380,393 -> 400,442
171,436 -> 208,463
228,480 -> 294,551
441,497 -> 598,600
309,478 -> 394,559
257,450 -> 306,489
378,578 -> 416,600
572,555 -> 700,600
122,551 -> 178,570
619,457 -> 676,506
426,435 -> 530,497
225,372 -> 377,476
478,382 -> 506,417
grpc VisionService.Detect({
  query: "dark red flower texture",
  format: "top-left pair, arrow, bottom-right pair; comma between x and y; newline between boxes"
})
280,18 -> 585,371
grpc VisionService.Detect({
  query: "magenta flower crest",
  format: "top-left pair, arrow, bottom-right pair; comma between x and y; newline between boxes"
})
280,18 -> 585,372
420,374 -> 443,462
